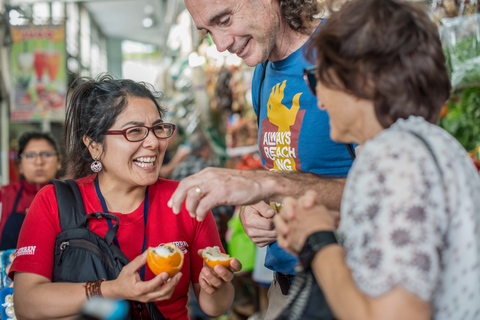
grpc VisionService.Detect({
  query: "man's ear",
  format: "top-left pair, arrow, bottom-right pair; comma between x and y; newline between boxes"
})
83,136 -> 102,159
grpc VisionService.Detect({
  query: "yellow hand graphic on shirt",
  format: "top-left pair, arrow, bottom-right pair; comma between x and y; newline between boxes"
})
266,80 -> 301,172
267,80 -> 302,132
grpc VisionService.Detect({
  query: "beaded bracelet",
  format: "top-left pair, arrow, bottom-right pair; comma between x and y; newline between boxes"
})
85,279 -> 105,299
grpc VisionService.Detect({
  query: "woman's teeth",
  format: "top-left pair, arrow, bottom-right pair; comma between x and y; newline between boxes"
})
133,157 -> 156,168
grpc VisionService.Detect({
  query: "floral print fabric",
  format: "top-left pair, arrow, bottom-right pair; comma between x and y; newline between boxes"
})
339,116 -> 480,319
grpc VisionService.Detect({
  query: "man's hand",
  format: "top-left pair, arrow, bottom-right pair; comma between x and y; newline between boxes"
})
168,167 -> 267,221
240,201 -> 277,247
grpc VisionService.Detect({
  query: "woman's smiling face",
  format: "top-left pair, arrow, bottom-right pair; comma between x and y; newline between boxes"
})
97,96 -> 168,187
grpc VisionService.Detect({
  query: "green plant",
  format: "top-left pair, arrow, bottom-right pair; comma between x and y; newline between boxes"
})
438,87 -> 480,151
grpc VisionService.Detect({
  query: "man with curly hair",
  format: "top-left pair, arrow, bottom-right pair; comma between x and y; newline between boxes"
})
172,1 -> 354,318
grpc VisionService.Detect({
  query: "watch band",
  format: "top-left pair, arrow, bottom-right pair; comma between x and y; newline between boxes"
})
299,231 -> 338,269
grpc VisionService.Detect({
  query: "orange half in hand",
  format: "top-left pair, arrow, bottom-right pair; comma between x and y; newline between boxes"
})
147,243 -> 184,277
202,246 -> 232,269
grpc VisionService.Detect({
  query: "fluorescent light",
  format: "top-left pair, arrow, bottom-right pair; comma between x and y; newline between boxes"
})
142,16 -> 154,28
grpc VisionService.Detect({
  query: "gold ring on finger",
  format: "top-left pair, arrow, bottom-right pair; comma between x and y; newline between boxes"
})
194,185 -> 205,198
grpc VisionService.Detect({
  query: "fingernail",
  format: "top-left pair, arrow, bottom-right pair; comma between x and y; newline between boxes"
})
167,199 -> 172,208
266,209 -> 276,216
173,206 -> 179,214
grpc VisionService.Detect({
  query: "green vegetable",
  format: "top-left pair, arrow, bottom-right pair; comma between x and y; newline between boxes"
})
438,87 -> 480,151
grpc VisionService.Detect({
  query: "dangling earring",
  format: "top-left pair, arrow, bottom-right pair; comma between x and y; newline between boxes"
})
90,156 -> 102,173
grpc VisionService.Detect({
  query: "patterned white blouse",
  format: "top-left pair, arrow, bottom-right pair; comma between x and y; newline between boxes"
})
338,116 -> 480,319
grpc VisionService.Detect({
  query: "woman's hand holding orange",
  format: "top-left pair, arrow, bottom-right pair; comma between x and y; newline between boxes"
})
197,249 -> 242,295
103,251 -> 182,303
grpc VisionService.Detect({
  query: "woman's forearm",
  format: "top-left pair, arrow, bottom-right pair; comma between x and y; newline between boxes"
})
310,246 -> 430,320
197,282 -> 235,317
14,275 -> 87,319
311,245 -> 372,320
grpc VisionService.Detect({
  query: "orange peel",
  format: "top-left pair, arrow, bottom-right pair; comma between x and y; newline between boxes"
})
202,246 -> 232,269
147,243 -> 184,277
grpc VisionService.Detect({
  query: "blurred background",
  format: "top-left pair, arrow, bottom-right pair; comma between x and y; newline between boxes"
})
0,0 -> 479,319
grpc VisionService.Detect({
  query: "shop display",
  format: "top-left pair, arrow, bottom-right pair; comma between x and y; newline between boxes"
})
439,13 -> 480,89
0,287 -> 15,320
1,250 -> 15,289
432,0 -> 478,22
439,87 -> 480,152
434,1 -> 480,169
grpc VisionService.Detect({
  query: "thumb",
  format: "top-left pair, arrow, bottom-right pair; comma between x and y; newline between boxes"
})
262,207 -> 277,219
126,250 -> 148,273
254,201 -> 277,219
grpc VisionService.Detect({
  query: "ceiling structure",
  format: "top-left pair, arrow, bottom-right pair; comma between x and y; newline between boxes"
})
8,0 -> 186,49
84,0 -> 185,48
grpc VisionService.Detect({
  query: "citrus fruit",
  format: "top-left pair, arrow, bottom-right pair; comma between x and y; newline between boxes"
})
147,243 -> 184,277
202,246 -> 232,269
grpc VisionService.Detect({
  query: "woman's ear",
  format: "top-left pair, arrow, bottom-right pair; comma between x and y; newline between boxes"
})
83,136 -> 102,159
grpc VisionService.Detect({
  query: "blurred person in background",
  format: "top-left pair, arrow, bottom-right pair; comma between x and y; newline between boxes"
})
170,131 -> 211,182
0,132 -> 61,250
274,0 -> 480,319
159,125 -> 191,179
10,75 -> 241,320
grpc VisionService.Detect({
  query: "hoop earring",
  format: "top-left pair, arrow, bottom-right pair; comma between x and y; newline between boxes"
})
90,156 -> 102,173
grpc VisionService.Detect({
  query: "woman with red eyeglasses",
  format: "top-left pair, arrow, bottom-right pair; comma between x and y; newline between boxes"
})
0,132 -> 61,250
9,75 -> 241,320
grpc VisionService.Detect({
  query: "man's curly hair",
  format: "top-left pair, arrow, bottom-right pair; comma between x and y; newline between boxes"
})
279,0 -> 323,34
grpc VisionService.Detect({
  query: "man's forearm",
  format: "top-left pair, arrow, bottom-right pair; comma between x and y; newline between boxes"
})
248,170 -> 346,210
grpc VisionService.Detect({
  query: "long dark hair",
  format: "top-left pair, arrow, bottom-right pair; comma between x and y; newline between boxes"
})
64,74 -> 165,179
305,0 -> 451,127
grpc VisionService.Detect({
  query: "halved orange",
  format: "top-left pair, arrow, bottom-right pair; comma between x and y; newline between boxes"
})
202,246 -> 232,269
147,243 -> 184,277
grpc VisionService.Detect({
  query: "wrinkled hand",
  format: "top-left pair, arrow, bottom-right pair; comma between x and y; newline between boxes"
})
240,201 -> 277,247
197,250 -> 242,295
110,251 -> 182,303
273,190 -> 339,254
168,167 -> 267,221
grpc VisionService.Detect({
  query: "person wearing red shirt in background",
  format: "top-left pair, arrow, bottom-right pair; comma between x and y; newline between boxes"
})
0,132 -> 61,250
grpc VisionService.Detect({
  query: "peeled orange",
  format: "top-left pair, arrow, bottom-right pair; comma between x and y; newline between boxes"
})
202,246 -> 232,269
147,243 -> 184,277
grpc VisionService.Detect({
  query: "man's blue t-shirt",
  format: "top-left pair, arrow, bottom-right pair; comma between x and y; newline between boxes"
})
252,42 -> 353,275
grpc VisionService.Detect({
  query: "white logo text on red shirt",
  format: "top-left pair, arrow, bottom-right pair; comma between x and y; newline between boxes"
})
16,246 -> 36,257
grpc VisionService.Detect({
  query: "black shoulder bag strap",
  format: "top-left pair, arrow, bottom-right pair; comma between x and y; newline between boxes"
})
50,179 -> 120,245
256,61 -> 356,161
50,179 -> 86,230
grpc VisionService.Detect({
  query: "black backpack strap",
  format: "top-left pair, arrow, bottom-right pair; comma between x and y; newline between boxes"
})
51,179 -> 120,245
50,179 -> 87,230
257,60 -> 268,128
